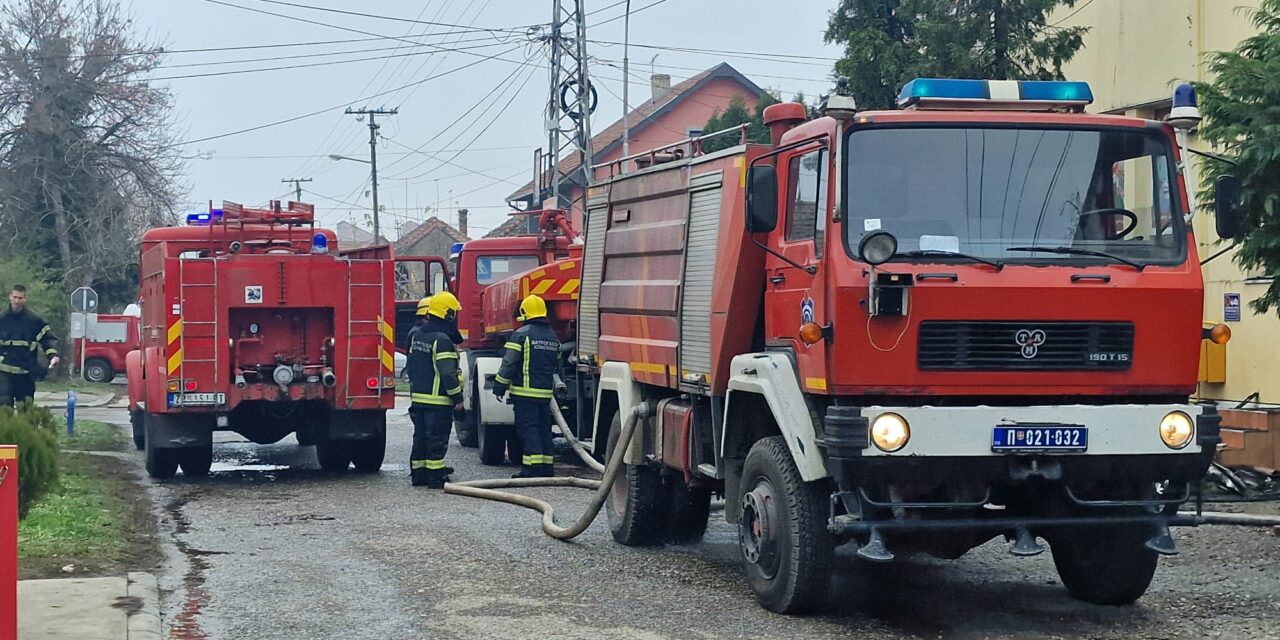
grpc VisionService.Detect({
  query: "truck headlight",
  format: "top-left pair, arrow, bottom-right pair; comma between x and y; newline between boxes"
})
1159,411 -> 1194,449
870,413 -> 910,452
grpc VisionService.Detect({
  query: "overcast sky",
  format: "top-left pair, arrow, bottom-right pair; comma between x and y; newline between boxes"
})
124,0 -> 843,239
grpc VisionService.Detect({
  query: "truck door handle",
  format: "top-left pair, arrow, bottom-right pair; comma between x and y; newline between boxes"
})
769,275 -> 786,285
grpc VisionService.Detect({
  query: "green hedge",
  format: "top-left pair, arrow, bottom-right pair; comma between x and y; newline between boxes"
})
0,404 -> 61,518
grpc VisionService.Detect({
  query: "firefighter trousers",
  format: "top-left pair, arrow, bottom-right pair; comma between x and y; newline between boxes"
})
0,372 -> 35,409
513,399 -> 555,476
409,405 -> 453,486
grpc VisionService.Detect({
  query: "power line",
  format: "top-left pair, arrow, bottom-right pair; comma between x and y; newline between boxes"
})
590,39 -> 840,63
246,0 -> 539,35
146,34 -> 506,72
591,0 -> 670,27
166,45 -> 521,148
147,40 -> 512,81
202,145 -> 530,159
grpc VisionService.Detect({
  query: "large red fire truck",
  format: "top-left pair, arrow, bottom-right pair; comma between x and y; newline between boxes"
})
572,79 -> 1238,613
126,201 -> 401,479
448,211 -> 583,465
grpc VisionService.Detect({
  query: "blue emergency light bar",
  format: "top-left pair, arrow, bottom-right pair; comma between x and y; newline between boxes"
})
897,78 -> 1094,110
186,208 -> 225,225
449,242 -> 464,259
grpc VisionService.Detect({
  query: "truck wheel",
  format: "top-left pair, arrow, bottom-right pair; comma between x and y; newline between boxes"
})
83,358 -> 113,383
179,445 -> 213,477
739,436 -> 833,614
130,410 -> 145,450
477,422 -> 508,465
456,395 -> 479,448
1049,520 -> 1159,606
143,420 -> 179,480
663,481 -> 713,545
350,422 -> 387,473
605,412 -> 667,546
315,440 -> 351,472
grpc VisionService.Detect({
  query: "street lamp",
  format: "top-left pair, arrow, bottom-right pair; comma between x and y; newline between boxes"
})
329,154 -> 381,243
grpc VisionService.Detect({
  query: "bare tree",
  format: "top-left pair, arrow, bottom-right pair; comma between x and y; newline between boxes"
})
0,0 -> 183,297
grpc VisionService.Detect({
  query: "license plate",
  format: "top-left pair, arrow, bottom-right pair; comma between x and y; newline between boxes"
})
992,425 -> 1087,452
168,393 -> 225,407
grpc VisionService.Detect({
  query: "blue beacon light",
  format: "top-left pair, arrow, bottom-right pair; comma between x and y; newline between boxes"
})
312,233 -> 329,254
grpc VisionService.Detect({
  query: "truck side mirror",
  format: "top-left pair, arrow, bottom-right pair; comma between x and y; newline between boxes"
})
1214,174 -> 1241,240
432,270 -> 447,295
746,165 -> 778,233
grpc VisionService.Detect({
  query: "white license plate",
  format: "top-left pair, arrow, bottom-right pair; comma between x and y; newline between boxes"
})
168,392 -> 225,407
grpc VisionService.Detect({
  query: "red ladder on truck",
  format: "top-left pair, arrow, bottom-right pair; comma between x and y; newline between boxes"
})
176,256 -> 220,388
344,256 -> 388,402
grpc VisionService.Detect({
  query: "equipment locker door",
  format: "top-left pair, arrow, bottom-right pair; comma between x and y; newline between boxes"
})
764,143 -> 831,394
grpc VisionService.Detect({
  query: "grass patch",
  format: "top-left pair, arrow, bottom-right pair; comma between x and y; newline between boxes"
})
17,453 -> 157,579
37,379 -> 119,397
59,419 -> 126,452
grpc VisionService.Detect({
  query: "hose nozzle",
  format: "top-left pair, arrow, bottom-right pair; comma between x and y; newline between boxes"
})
321,369 -> 337,388
234,374 -> 247,389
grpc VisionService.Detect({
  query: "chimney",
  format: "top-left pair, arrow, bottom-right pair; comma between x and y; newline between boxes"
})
457,208 -> 468,238
651,74 -> 672,102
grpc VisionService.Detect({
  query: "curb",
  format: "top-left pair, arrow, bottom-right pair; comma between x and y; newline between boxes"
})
126,572 -> 162,640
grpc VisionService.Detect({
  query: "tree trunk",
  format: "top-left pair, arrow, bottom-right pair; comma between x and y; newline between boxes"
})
48,180 -> 75,288
992,3 -> 1009,79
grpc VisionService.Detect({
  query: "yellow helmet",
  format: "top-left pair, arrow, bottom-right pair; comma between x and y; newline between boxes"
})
426,291 -> 461,320
517,294 -> 547,322
415,296 -> 433,317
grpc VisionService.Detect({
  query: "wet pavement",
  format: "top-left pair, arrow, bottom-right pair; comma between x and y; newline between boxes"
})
80,403 -> 1280,639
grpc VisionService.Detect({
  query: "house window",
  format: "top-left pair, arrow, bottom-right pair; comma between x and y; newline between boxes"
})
686,127 -> 703,139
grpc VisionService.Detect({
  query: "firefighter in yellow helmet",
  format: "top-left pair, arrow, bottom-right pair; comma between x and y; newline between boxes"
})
493,294 -> 561,478
406,292 -> 465,487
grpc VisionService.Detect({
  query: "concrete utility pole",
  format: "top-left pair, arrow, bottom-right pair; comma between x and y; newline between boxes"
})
344,107 -> 398,243
280,177 -> 312,202
621,0 -> 631,164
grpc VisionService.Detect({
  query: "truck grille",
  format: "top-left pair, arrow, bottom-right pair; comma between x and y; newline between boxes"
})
917,321 -> 1135,371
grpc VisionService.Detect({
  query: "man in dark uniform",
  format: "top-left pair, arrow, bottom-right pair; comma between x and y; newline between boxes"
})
0,285 -> 59,408
493,294 -> 560,478
406,292 -> 465,488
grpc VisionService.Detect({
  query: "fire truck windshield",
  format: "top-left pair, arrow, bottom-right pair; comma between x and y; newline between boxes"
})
844,126 -> 1186,267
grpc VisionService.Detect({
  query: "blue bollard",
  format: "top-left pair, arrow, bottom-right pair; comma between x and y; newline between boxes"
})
66,390 -> 76,436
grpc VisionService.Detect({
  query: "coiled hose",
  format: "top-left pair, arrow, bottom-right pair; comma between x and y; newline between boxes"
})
442,402 -> 645,540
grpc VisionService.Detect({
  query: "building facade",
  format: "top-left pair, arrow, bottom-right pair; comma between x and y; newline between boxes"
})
1057,0 -> 1271,405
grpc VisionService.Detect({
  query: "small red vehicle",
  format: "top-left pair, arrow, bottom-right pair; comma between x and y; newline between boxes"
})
73,313 -> 139,383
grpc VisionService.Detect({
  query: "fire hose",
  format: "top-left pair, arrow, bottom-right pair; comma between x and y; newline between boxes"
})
442,402 -> 645,540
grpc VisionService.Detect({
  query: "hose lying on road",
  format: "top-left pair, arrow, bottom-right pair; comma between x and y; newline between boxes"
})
443,402 -> 644,540
1180,511 -> 1280,527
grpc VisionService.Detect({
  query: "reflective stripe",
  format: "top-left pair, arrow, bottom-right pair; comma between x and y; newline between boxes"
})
410,460 -> 431,470
503,341 -> 523,352
35,325 -> 50,342
433,351 -> 459,361
44,349 -> 56,357
511,386 -> 553,399
522,337 -> 531,394
410,392 -> 452,406
0,363 -> 27,374
522,455 -> 540,466
423,459 -> 447,470
0,339 -> 31,347
494,374 -> 511,385
445,385 -> 463,396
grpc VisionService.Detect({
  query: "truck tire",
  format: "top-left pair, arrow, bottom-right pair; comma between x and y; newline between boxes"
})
739,436 -> 833,614
315,440 -> 351,472
1049,519 -> 1159,606
350,421 -> 387,473
143,415 -> 179,479
477,421 -> 508,465
663,481 -> 713,544
605,412 -> 667,546
456,394 -> 479,448
83,358 -> 113,383
130,410 -> 145,450
179,445 -> 213,477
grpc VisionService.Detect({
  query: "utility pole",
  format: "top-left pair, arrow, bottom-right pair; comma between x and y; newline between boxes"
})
539,0 -> 593,215
620,0 -> 631,164
280,177 -> 312,202
344,107 -> 398,243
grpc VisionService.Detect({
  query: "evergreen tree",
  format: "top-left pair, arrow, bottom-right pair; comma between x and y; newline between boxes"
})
1196,0 -> 1280,315
825,0 -> 1089,110
701,92 -> 781,153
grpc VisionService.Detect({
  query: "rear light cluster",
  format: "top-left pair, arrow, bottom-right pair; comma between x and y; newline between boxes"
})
166,379 -> 198,392
365,376 -> 396,389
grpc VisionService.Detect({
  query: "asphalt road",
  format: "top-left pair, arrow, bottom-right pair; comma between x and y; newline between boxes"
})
83,402 -> 1280,640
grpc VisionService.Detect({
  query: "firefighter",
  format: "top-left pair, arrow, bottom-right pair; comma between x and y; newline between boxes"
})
0,285 -> 59,408
406,292 -> 465,488
493,294 -> 560,478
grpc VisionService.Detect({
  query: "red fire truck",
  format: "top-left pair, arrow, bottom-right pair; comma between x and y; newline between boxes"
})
73,313 -> 139,383
448,211 -> 582,465
573,79 -> 1237,613
126,201 -> 400,479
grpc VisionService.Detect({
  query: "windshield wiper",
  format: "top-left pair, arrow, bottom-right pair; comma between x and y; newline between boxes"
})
897,249 -> 1004,271
1005,246 -> 1145,271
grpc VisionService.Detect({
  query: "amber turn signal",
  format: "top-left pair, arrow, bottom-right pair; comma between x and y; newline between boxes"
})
799,322 -> 824,345
1209,323 -> 1231,345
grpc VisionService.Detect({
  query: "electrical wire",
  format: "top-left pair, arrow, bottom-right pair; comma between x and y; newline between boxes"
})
246,0 -> 539,34
591,0 -> 670,27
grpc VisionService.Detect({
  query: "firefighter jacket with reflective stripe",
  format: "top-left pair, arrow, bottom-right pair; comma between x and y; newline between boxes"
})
407,318 -> 464,407
0,308 -> 58,375
495,319 -> 559,400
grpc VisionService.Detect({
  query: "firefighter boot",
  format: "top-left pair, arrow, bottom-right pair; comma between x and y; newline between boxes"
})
539,463 -> 555,478
511,465 -> 540,479
422,469 -> 451,489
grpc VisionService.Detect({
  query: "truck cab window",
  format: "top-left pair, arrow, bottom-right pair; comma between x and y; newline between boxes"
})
786,148 -> 828,257
475,255 -> 540,285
